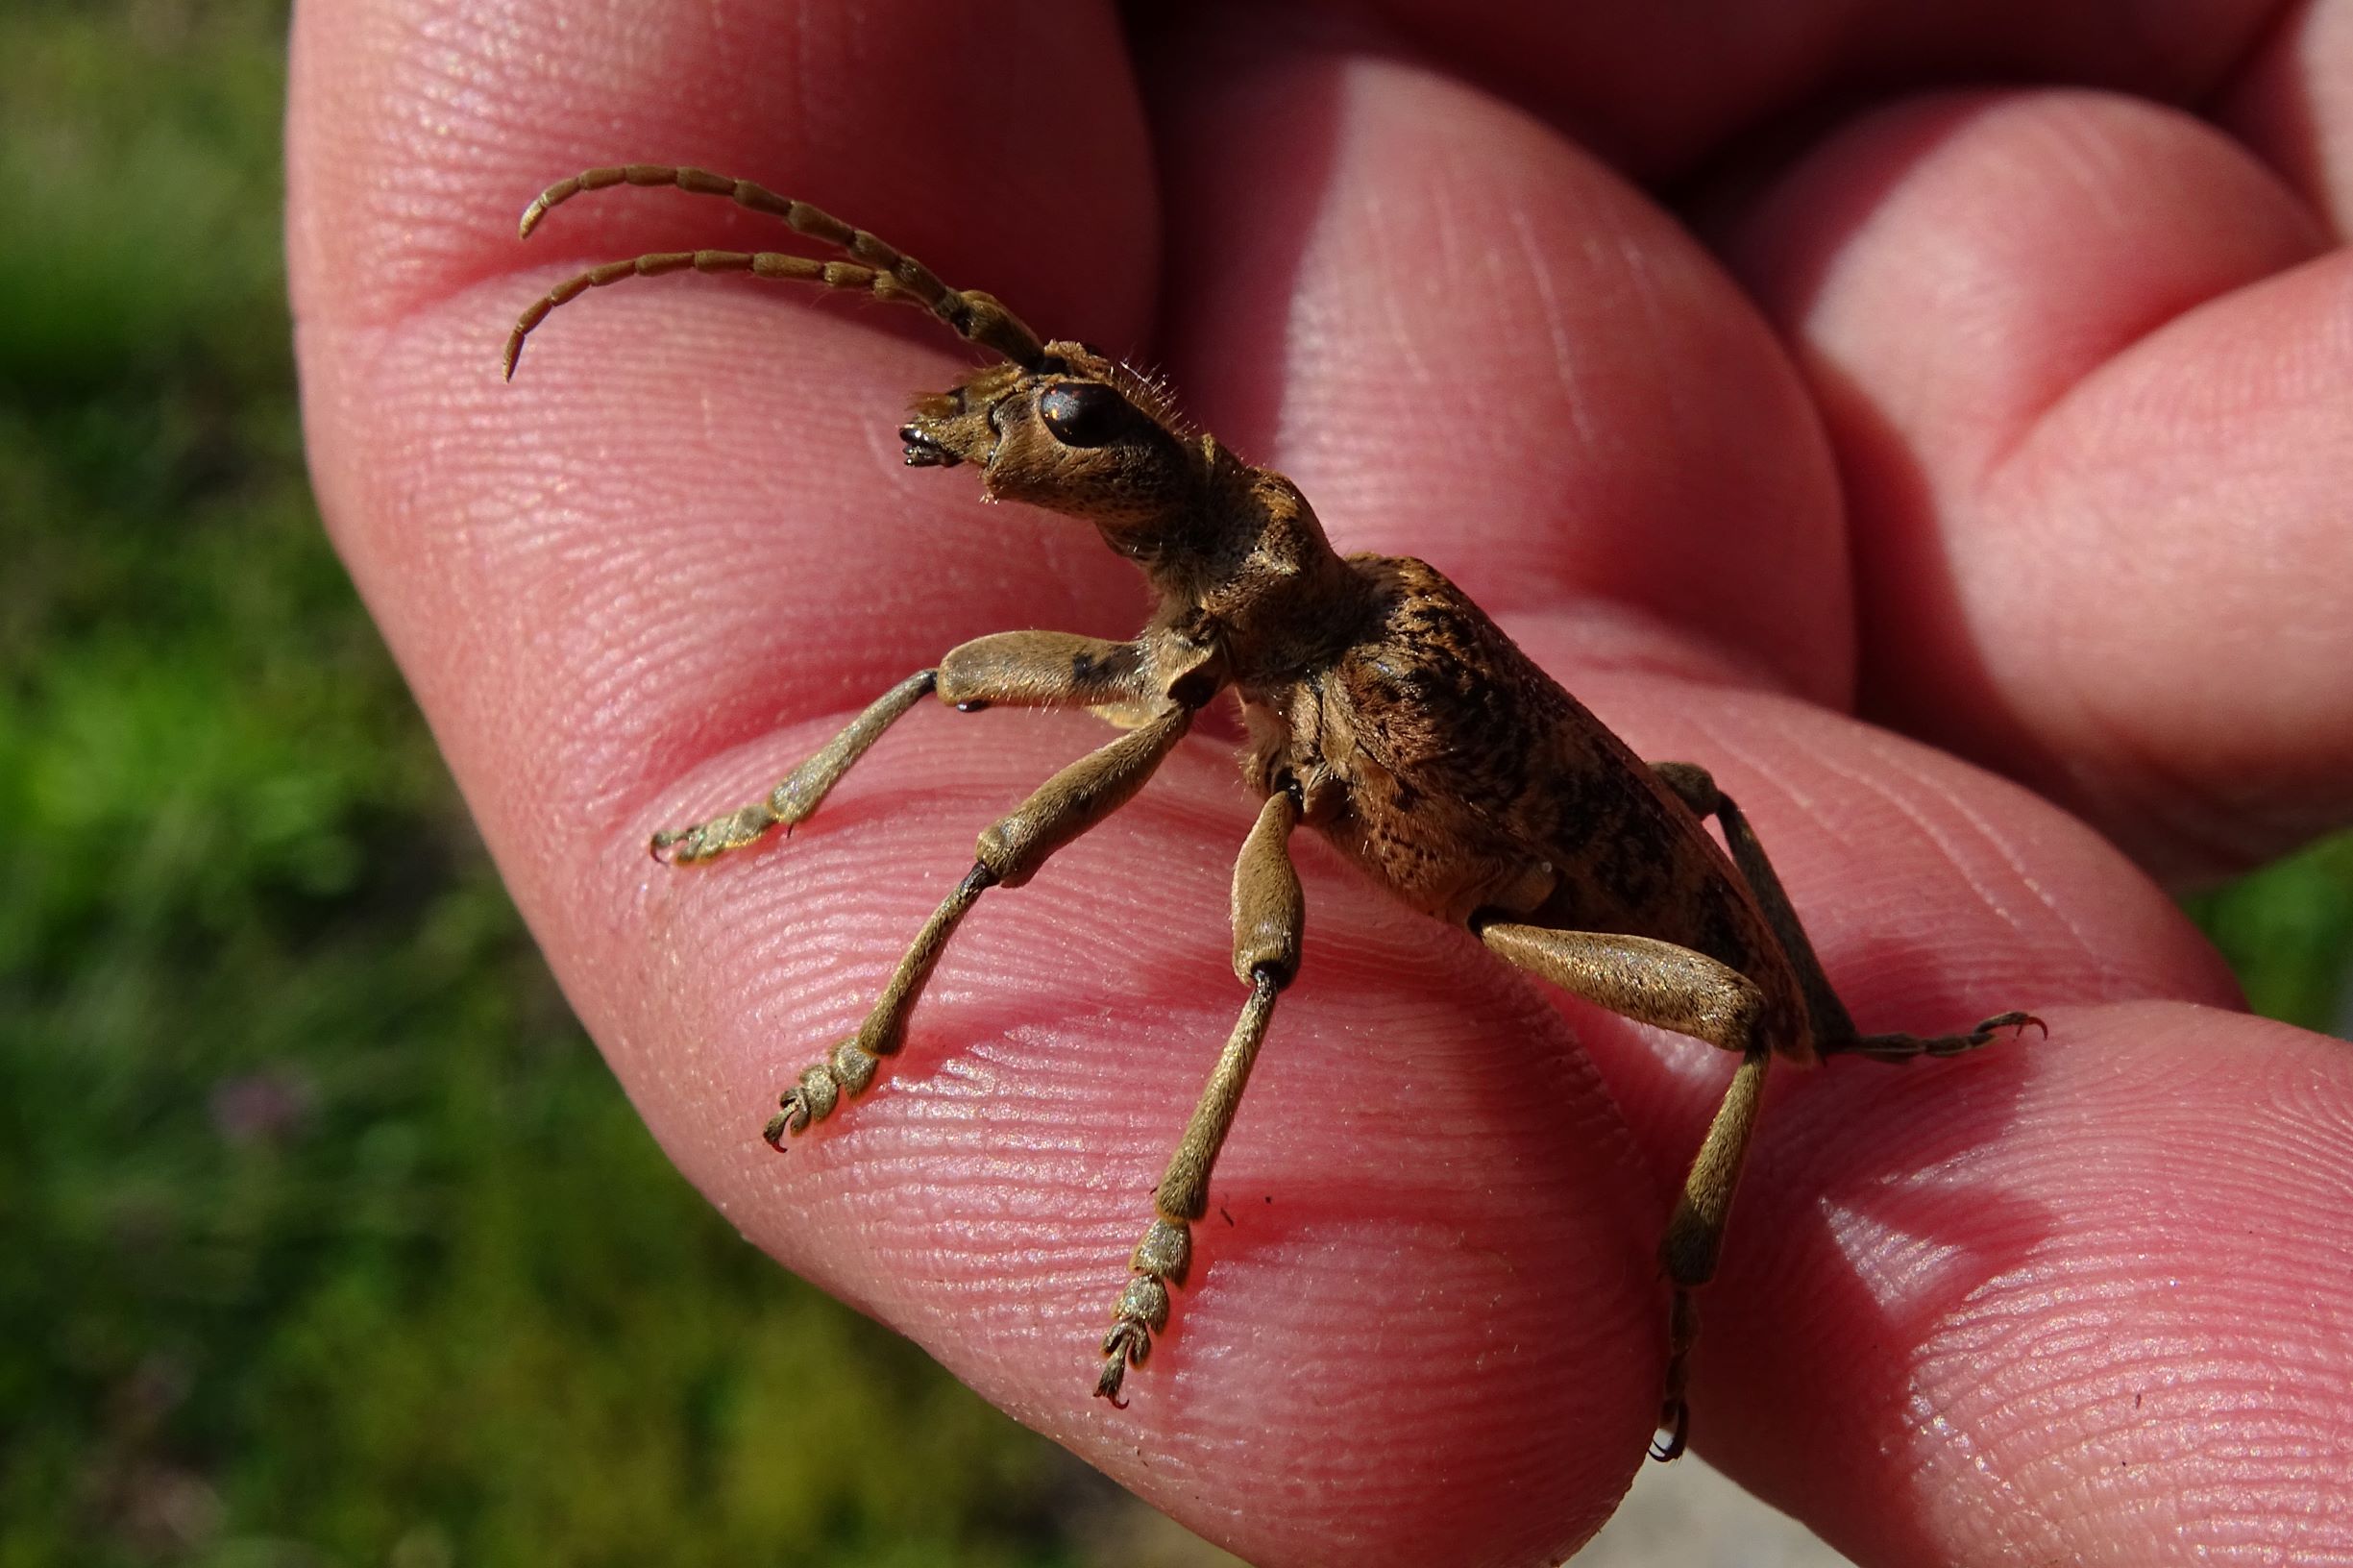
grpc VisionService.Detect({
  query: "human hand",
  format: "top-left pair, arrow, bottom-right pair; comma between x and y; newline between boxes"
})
287,3 -> 2353,1563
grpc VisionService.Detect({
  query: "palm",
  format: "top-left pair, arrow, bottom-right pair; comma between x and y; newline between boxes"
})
289,3 -> 2353,1564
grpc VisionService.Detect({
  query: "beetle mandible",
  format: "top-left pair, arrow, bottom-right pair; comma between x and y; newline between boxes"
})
502,162 -> 2043,1461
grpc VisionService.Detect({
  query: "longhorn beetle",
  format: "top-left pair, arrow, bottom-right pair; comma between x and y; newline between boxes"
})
503,163 -> 2043,1461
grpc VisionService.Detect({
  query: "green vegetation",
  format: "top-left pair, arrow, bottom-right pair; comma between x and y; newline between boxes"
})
1,3 -> 2342,1564
2183,837 -> 2353,1033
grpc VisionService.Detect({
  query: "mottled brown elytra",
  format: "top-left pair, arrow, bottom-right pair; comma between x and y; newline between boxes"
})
504,163 -> 2042,1462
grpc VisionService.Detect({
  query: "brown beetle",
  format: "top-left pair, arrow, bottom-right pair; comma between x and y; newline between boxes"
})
504,163 -> 2041,1461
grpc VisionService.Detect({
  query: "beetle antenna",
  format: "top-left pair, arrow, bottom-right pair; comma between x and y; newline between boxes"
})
503,164 -> 1044,378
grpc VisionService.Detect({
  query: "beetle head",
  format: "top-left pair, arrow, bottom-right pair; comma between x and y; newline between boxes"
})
899,342 -> 1200,537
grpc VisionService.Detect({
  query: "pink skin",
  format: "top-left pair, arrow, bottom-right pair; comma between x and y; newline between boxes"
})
286,4 -> 2353,1565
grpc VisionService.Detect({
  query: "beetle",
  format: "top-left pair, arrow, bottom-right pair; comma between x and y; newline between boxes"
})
503,163 -> 2041,1460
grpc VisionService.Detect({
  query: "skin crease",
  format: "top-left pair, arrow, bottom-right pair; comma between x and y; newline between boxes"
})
284,3 -> 2353,1565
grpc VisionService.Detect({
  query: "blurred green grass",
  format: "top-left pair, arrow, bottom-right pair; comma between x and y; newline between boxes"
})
2182,837 -> 2353,1032
0,4 -> 2343,1565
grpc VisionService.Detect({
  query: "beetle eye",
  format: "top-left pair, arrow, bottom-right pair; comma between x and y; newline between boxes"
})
1038,381 -> 1128,448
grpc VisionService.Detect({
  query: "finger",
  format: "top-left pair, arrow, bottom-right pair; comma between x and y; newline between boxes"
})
1326,0 -> 2282,175
1503,680 -> 2349,1566
1730,1002 -> 2353,1566
287,0 -> 1155,336
1720,88 -> 2352,879
598,657 -> 2259,1568
2220,0 -> 2353,234
1145,23 -> 1851,703
617,721 -> 1663,1567
571,657 -> 2246,1568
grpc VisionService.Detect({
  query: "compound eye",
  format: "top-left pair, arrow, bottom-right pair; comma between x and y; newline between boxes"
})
1038,380 -> 1128,448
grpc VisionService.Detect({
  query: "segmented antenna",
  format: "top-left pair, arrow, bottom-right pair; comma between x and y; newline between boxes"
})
502,164 -> 1045,377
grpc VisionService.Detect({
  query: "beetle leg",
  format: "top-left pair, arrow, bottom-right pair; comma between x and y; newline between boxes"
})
1650,762 -> 2043,1061
1474,919 -> 1783,1462
1831,1010 -> 2047,1061
1654,1046 -> 1770,1462
653,670 -> 938,864
1649,761 -> 1854,1043
653,633 -> 1150,865
932,630 -> 1150,714
763,703 -> 1192,1149
1096,788 -> 1303,1405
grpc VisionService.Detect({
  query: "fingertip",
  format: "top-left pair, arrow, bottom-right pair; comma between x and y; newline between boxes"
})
1696,1001 -> 2353,1566
1718,87 -> 2350,874
1145,21 -> 1851,704
588,730 -> 1664,1566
